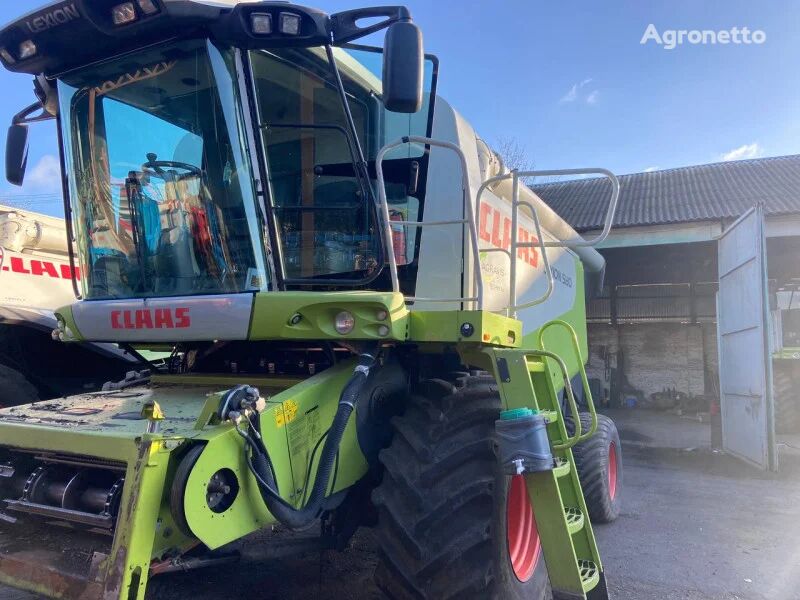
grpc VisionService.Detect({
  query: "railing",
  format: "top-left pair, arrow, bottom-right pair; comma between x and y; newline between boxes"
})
375,137 -> 621,314
537,319 -> 598,446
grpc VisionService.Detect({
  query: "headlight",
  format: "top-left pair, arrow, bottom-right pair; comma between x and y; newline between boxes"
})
334,311 -> 355,335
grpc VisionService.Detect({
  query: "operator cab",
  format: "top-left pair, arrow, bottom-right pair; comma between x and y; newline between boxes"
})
3,0 -> 435,303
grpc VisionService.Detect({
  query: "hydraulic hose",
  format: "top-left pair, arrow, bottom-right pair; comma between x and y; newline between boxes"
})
247,345 -> 379,530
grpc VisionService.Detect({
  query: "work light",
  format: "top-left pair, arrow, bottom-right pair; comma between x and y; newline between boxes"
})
111,2 -> 137,25
137,0 -> 159,15
251,13 -> 273,35
279,12 -> 301,35
18,40 -> 36,60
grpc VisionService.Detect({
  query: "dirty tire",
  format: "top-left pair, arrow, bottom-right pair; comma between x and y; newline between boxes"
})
372,373 -> 548,600
774,361 -> 800,434
0,364 -> 39,408
567,413 -> 622,524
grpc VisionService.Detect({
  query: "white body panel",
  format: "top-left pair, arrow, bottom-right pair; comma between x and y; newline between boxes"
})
0,206 -> 76,311
414,98 -> 582,331
71,293 -> 254,342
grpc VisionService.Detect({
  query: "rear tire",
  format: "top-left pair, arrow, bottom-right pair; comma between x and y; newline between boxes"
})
774,361 -> 800,434
0,364 -> 39,408
567,413 -> 622,524
372,373 -> 548,600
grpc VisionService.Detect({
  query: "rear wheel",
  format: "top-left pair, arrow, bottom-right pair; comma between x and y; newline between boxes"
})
566,413 -> 622,524
372,373 -> 548,600
774,361 -> 800,434
0,364 -> 39,408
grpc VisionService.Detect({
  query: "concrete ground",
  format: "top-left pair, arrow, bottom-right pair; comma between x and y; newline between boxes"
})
2,440 -> 800,599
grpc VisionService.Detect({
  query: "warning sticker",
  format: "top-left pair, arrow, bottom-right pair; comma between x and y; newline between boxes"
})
274,399 -> 299,428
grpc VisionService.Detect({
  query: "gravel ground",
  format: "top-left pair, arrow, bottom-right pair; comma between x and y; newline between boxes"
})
2,444 -> 800,600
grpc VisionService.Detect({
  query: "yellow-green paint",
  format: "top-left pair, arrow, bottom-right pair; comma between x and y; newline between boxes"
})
249,291 -> 409,341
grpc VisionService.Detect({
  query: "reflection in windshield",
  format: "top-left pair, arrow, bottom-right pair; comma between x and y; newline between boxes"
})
59,40 -> 267,299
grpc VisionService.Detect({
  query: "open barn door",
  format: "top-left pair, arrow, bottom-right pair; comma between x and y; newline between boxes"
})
717,205 -> 777,471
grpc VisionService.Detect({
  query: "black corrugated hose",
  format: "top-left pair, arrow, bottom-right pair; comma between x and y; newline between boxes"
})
243,345 -> 379,530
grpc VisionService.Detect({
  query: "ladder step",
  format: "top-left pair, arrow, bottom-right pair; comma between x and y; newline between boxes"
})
553,457 -> 571,477
540,410 -> 558,424
527,361 -> 546,373
564,506 -> 585,535
578,559 -> 600,592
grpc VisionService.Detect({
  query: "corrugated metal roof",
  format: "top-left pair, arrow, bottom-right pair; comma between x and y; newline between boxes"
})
531,154 -> 800,232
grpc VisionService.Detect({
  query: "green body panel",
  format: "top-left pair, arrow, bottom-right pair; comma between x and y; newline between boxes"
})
0,360 -> 369,598
251,291 -> 410,340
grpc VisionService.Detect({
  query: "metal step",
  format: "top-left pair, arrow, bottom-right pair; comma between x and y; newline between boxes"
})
579,560 -> 600,592
553,456 -> 571,477
564,506 -> 585,535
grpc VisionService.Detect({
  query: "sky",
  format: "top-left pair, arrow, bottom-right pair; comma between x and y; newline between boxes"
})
0,0 -> 798,217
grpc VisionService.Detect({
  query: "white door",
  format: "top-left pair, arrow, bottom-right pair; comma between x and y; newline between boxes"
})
717,205 -> 777,471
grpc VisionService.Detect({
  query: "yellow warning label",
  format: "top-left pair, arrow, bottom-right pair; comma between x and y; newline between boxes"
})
274,399 -> 299,428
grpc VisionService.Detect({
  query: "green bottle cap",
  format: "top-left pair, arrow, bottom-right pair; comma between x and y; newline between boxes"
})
500,407 -> 538,420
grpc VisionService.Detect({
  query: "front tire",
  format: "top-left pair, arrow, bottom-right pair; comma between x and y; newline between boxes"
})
372,373 -> 547,600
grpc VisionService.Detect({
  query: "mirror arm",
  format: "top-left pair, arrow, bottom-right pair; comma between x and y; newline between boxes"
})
330,6 -> 412,45
13,100 -> 54,126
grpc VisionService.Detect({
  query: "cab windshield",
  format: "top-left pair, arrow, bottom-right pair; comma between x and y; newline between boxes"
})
59,39 -> 268,299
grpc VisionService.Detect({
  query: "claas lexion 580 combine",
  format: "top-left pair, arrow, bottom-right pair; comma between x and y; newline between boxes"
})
0,1 -> 623,598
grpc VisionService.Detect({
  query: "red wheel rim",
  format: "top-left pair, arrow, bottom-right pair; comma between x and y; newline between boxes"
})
507,475 -> 541,582
608,441 -> 618,500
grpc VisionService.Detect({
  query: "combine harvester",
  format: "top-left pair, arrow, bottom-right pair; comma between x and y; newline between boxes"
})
0,1 -> 622,598
0,205 -> 135,405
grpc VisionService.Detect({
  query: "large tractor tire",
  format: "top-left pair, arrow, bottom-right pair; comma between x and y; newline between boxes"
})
774,361 -> 800,434
566,412 -> 622,524
372,373 -> 548,600
0,363 -> 39,408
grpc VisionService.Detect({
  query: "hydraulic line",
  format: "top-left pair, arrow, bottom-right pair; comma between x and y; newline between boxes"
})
242,345 -> 379,530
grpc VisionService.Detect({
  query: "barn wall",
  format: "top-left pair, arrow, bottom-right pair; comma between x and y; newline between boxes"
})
586,322 -> 718,404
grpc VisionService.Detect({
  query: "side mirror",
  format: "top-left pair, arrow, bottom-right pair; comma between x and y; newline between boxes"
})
6,124 -> 29,186
382,21 -> 424,113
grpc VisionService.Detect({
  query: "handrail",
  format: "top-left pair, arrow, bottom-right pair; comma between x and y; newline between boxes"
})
515,168 -> 620,248
376,138 -> 620,316
375,136 -> 484,309
474,172 -> 554,317
538,319 -> 598,443
525,349 -> 583,450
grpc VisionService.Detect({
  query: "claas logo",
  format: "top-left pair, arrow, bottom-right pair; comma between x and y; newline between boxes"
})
111,308 -> 191,330
479,204 -> 540,268
1,255 -> 80,280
